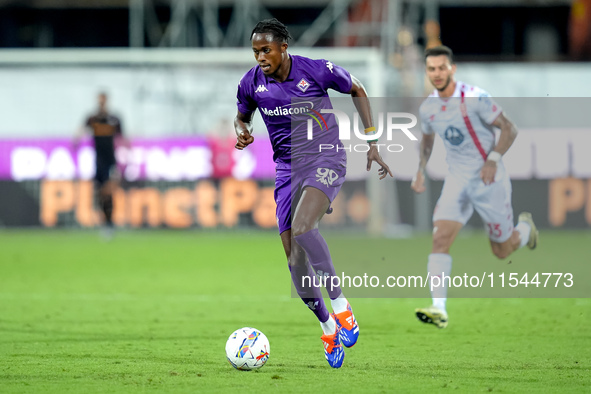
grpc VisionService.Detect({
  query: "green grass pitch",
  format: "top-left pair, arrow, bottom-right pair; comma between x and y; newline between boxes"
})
0,229 -> 589,393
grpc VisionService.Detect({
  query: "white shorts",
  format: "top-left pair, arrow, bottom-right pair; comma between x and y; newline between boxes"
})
433,173 -> 514,243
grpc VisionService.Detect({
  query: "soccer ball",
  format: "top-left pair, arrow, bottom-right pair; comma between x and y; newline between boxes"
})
225,327 -> 270,370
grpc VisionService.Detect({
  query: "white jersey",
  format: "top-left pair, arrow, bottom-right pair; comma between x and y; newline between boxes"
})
419,81 -> 503,182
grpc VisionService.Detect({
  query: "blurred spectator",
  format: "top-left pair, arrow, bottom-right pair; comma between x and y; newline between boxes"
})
424,20 -> 442,50
207,118 -> 237,179
74,92 -> 126,238
570,0 -> 591,60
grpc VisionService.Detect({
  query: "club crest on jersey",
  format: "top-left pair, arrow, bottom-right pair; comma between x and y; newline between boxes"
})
444,126 -> 464,146
297,78 -> 310,92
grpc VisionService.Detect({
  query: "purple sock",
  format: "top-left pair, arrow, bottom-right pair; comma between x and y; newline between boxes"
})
294,228 -> 342,299
289,263 -> 330,323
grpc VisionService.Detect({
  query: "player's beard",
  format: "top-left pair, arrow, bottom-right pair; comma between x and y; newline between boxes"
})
435,75 -> 452,92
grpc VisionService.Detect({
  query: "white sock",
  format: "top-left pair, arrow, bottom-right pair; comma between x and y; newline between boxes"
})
427,253 -> 452,312
330,293 -> 348,314
515,221 -> 531,249
320,315 -> 337,335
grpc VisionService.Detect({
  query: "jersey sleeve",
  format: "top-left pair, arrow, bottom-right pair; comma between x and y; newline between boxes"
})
236,75 -> 257,115
476,91 -> 502,125
317,59 -> 353,94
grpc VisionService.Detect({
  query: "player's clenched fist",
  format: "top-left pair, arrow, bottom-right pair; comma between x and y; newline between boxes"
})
235,131 -> 254,150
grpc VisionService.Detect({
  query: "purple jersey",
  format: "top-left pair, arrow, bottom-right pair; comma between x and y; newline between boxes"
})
236,55 -> 352,165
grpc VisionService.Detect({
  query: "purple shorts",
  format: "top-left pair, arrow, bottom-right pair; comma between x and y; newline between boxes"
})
274,156 -> 346,234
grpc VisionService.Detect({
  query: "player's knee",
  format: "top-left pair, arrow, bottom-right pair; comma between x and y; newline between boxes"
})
432,232 -> 453,253
492,246 -> 510,260
291,223 -> 313,238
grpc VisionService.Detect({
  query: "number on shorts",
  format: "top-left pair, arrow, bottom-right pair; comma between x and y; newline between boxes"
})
487,223 -> 502,238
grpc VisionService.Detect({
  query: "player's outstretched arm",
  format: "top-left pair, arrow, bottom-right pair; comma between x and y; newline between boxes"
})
481,112 -> 518,185
234,110 -> 255,150
411,133 -> 435,193
349,75 -> 393,180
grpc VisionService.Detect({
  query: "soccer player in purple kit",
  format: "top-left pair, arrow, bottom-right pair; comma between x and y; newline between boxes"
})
234,19 -> 392,368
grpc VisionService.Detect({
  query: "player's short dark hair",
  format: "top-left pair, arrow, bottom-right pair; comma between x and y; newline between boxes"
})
251,18 -> 292,44
424,45 -> 454,64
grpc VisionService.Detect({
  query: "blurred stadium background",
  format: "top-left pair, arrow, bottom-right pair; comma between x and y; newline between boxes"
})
0,0 -> 589,233
1,1 -> 590,392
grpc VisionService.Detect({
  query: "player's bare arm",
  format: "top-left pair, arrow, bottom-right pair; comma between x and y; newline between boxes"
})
411,133 -> 435,193
234,110 -> 255,150
349,75 -> 393,180
481,112 -> 518,185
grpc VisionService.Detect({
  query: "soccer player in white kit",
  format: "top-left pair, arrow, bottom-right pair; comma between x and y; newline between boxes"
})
411,46 -> 539,328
